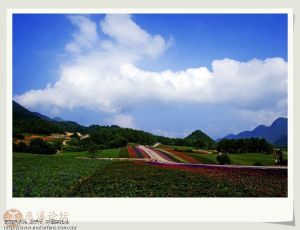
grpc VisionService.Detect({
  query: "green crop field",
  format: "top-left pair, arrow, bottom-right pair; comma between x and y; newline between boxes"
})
58,148 -> 121,158
185,152 -> 219,164
13,152 -> 111,197
98,148 -> 120,158
13,150 -> 287,197
159,145 -> 196,151
229,153 -> 278,166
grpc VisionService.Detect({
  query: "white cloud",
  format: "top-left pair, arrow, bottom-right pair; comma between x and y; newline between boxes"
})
237,108 -> 287,128
100,14 -> 170,59
151,128 -> 193,138
105,114 -> 137,129
65,15 -> 98,53
14,14 -> 287,126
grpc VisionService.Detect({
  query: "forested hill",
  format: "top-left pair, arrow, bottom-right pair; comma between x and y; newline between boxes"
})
13,100 -> 216,148
13,101 -> 63,134
13,101 -> 85,135
184,130 -> 216,148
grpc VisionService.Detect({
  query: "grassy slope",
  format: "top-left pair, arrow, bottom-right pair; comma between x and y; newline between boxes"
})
59,148 -> 121,158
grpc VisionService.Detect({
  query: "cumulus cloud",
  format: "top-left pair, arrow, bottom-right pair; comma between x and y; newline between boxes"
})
100,14 -> 170,59
66,15 -> 98,53
14,14 -> 287,126
151,128 -> 193,138
105,114 -> 137,129
237,108 -> 287,128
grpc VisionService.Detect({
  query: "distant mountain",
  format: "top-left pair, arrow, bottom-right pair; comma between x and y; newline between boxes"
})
274,135 -> 287,146
184,130 -> 216,147
220,117 -> 287,146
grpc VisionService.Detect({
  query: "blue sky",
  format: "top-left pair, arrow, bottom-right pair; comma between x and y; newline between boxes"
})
13,14 -> 288,139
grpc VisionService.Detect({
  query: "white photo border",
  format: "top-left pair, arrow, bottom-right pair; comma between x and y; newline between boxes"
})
6,8 -> 294,222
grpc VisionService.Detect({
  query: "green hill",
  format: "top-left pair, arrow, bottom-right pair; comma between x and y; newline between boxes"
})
13,101 -> 84,135
13,101 -> 216,149
13,101 -> 63,135
184,130 -> 216,148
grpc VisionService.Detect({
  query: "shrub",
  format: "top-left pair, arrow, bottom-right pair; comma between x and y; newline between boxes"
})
13,133 -> 24,140
88,145 -> 98,158
119,147 -> 129,158
70,132 -> 80,139
13,139 -> 57,155
13,142 -> 28,152
107,136 -> 128,148
52,140 -> 62,151
28,138 -> 56,155
253,161 -> 263,166
216,153 -> 231,165
273,148 -> 283,164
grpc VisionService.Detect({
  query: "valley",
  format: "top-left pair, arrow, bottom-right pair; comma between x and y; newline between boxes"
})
12,101 -> 288,197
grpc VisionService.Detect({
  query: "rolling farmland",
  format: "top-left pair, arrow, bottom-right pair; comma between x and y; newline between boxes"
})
13,144 -> 287,197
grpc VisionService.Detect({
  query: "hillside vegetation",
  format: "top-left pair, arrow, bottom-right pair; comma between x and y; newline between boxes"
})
13,101 -> 216,149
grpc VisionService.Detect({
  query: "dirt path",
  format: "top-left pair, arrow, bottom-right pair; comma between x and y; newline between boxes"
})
62,139 -> 70,146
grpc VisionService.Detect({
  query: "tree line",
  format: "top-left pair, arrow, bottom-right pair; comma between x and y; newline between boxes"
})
13,139 -> 61,155
217,138 -> 273,154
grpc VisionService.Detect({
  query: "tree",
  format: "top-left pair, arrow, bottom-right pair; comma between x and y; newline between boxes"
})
52,140 -> 62,151
88,145 -> 98,158
28,138 -> 56,155
13,142 -> 28,152
273,148 -> 283,164
108,135 -> 128,148
19,142 -> 28,152
70,132 -> 80,139
217,138 -> 273,154
196,140 -> 206,149
216,152 -> 231,165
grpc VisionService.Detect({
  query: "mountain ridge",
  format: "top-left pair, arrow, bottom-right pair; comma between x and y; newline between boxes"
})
220,117 -> 287,146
